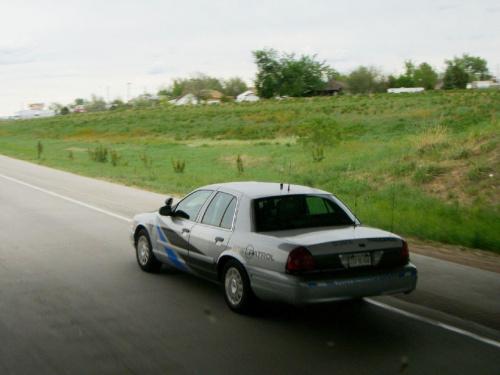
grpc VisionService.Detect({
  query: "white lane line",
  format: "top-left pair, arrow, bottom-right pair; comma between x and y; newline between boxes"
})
366,298 -> 500,349
0,173 -> 130,222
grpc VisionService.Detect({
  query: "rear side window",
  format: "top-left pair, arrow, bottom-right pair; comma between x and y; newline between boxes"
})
255,195 -> 353,232
202,192 -> 237,229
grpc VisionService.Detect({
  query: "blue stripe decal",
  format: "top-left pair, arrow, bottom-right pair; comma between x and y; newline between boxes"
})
156,223 -> 188,272
156,223 -> 168,243
164,248 -> 188,271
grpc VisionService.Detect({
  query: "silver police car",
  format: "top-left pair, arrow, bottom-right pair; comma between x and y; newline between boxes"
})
130,182 -> 417,313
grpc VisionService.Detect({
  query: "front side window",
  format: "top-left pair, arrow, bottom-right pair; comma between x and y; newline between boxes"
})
202,192 -> 237,229
174,190 -> 213,221
255,195 -> 354,232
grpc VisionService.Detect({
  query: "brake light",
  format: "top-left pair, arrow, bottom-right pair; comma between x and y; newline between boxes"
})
286,247 -> 317,273
400,240 -> 410,264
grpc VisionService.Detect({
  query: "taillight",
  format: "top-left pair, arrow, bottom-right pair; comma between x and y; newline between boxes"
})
399,240 -> 410,264
286,247 -> 317,273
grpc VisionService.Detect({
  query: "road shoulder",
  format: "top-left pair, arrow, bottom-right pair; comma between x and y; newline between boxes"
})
409,238 -> 500,274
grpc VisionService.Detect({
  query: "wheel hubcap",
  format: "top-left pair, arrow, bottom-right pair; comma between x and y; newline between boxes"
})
137,236 -> 149,265
225,268 -> 243,306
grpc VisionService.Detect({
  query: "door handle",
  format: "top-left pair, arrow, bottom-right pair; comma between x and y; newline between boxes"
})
182,228 -> 190,234
215,236 -> 224,243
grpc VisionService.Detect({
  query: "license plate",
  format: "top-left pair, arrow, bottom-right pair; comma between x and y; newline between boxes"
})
348,252 -> 371,267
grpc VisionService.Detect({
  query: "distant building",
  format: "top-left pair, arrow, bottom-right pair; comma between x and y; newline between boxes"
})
171,90 -> 224,106
14,109 -> 55,120
73,105 -> 86,113
312,80 -> 348,96
235,90 -> 260,102
467,81 -> 500,89
387,87 -> 425,94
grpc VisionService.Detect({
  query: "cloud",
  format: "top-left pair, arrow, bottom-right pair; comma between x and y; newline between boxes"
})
148,62 -> 169,75
438,4 -> 458,11
0,45 -> 35,65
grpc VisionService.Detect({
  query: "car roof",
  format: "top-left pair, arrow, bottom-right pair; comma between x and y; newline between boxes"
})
200,181 -> 331,199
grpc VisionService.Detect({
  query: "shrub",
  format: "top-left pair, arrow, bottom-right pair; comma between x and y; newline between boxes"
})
88,146 -> 108,163
236,154 -> 244,175
171,158 -> 186,173
140,152 -> 153,168
297,116 -> 342,162
110,148 -> 121,166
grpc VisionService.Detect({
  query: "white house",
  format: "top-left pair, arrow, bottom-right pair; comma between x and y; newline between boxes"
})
172,90 -> 224,106
171,93 -> 199,105
235,90 -> 260,102
14,109 -> 55,120
467,81 -> 500,89
387,87 -> 425,94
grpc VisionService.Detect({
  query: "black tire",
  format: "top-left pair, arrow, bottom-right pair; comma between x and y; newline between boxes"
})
222,260 -> 255,314
135,229 -> 162,273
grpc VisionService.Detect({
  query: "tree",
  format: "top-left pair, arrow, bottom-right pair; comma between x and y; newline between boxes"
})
157,79 -> 188,98
130,94 -> 156,109
278,53 -> 334,97
297,116 -> 342,162
414,62 -> 438,90
450,54 -> 491,82
253,49 -> 282,98
252,48 -> 335,98
110,99 -> 125,110
182,73 -> 223,101
222,77 -> 248,97
443,62 -> 469,89
347,66 -> 387,94
391,60 -> 416,88
388,60 -> 438,90
84,94 -> 107,112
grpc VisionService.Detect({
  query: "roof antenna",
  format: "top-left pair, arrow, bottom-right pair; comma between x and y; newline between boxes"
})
288,162 -> 292,192
354,193 -> 358,227
280,135 -> 294,193
390,176 -> 396,233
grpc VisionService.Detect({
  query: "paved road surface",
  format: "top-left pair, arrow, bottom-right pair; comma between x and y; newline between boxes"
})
1,155 -> 499,374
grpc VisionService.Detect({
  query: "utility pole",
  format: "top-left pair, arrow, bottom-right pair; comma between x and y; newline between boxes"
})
127,82 -> 132,103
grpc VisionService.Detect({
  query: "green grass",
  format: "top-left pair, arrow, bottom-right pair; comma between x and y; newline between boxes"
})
1,90 -> 499,252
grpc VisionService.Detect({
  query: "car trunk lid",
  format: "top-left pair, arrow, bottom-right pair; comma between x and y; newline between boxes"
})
270,226 -> 406,271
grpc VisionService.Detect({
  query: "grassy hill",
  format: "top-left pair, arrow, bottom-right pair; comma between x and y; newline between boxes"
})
1,90 -> 498,252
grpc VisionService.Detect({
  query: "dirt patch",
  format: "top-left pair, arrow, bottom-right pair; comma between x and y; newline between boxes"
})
408,238 -> 500,274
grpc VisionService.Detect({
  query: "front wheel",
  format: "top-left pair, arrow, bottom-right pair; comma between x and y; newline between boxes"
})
222,260 -> 255,314
135,229 -> 162,273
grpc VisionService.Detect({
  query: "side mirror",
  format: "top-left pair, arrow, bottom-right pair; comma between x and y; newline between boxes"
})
159,205 -> 172,216
159,196 -> 174,216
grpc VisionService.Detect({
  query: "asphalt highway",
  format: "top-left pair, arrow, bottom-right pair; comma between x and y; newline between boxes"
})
1,155 -> 499,374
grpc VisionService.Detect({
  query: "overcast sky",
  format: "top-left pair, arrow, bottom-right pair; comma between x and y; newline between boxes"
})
1,0 -> 499,117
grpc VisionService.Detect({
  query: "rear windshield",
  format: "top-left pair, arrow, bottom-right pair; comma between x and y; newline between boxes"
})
254,194 -> 354,232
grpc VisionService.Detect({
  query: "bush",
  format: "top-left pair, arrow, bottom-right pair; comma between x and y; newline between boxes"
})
171,158 -> 186,173
297,116 -> 342,162
236,154 -> 244,175
88,146 -> 108,163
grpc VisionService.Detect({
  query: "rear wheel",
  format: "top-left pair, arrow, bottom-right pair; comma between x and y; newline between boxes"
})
222,260 -> 254,314
136,229 -> 162,273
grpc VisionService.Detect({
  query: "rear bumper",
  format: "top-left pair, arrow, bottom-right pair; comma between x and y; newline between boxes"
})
248,263 -> 418,306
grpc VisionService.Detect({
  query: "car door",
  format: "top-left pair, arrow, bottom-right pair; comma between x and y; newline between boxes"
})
187,191 -> 238,280
155,189 -> 214,272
